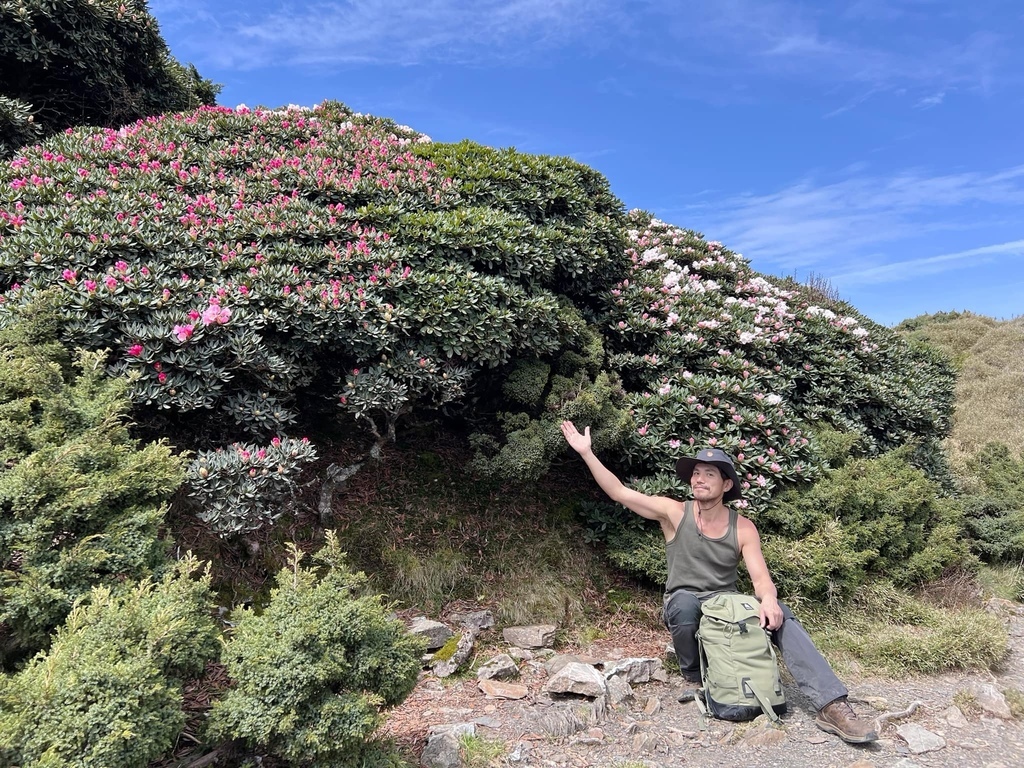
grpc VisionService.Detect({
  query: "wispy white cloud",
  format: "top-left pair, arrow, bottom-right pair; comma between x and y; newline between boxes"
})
648,1 -> 1011,112
915,91 -> 946,109
831,239 -> 1024,285
153,0 -> 619,69
678,164 -> 1024,282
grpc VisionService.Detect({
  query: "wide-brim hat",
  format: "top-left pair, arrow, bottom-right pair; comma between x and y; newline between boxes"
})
675,448 -> 743,502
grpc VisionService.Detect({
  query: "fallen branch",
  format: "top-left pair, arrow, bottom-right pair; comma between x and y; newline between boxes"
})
318,461 -> 363,519
877,700 -> 924,728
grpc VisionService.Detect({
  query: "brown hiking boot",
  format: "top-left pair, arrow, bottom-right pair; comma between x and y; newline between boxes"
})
815,697 -> 879,744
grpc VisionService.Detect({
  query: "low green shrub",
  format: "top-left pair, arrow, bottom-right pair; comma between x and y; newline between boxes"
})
0,298 -> 183,664
0,556 -> 218,768
207,533 -> 425,767
958,443 -> 1024,563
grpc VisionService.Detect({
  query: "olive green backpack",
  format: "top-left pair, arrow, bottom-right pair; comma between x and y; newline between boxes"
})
695,592 -> 787,722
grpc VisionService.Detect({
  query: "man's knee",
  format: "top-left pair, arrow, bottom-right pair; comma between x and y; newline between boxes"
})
663,590 -> 702,630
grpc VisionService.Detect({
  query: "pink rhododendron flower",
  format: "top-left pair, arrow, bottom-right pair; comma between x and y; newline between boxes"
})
128,344 -> 143,356
104,275 -> 118,290
201,303 -> 231,325
173,324 -> 194,342
62,269 -> 77,282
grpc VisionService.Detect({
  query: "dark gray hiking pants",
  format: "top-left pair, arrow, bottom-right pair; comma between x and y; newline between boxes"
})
663,589 -> 848,711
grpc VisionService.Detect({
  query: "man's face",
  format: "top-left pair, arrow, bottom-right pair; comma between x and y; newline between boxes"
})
690,462 -> 732,502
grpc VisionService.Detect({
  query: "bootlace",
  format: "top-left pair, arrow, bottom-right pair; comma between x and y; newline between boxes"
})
828,698 -> 857,719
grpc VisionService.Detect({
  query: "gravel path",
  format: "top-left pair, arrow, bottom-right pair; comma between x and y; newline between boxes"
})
385,602 -> 1024,767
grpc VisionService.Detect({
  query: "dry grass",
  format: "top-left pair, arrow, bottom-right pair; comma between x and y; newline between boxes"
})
805,581 -> 1009,676
897,312 -> 1024,482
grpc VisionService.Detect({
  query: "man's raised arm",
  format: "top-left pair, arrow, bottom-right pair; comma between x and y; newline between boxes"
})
560,420 -> 679,538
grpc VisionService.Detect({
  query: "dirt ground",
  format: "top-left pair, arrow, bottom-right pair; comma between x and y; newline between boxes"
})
383,603 -> 1024,768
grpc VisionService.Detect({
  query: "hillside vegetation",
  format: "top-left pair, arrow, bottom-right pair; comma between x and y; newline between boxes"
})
0,100 -> 1013,766
897,311 -> 1024,473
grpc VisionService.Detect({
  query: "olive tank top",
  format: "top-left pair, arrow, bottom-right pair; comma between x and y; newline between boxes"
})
664,500 -> 739,597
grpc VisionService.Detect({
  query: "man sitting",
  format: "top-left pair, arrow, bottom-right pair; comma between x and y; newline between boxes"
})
560,420 -> 878,744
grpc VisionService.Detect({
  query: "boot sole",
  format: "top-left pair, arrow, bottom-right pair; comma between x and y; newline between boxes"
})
814,718 -> 879,744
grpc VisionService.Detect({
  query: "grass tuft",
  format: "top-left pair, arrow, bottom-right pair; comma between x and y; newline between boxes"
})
458,733 -> 506,767
806,582 -> 1009,675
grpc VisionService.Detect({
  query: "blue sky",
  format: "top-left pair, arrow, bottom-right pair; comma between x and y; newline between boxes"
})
150,0 -> 1023,325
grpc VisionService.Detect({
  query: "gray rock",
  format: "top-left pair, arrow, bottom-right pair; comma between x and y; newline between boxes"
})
503,624 -> 557,648
409,617 -> 453,651
964,681 -> 1012,719
507,742 -> 531,763
451,610 -> 494,630
606,675 -> 635,705
896,723 -> 947,754
421,723 -> 475,768
508,646 -> 534,661
631,732 -> 661,754
544,653 -> 600,676
477,653 -> 519,680
642,695 -> 662,716
940,705 -> 968,728
535,707 -> 587,738
604,657 -> 664,684
543,661 -> 608,698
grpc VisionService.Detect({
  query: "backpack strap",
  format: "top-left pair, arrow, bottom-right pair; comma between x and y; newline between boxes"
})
744,679 -> 782,723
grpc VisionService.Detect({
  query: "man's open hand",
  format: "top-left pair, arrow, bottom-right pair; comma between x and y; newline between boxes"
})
560,420 -> 592,455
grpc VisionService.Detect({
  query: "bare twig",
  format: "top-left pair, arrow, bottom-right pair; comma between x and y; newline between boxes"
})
877,700 -> 924,728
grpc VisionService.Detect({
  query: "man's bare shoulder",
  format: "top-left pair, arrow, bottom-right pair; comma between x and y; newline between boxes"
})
735,513 -> 761,538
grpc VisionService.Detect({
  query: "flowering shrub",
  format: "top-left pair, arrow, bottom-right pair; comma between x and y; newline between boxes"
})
605,212 -> 954,511
0,103 -> 626,451
185,436 -> 318,536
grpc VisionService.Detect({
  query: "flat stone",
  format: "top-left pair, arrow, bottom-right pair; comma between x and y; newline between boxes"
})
508,646 -> 534,661
543,661 -> 608,698
477,653 -> 519,680
478,679 -> 529,699
409,617 -> 453,650
896,723 -> 946,754
604,657 -> 663,684
846,761 -> 876,768
503,624 -> 557,649
545,654 -> 601,676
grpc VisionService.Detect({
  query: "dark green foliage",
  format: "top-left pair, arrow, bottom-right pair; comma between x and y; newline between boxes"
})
0,556 -> 219,768
0,299 -> 184,664
0,0 -> 219,155
757,448 -> 974,596
0,104 -> 628,458
961,443 -> 1024,562
0,95 -> 41,158
207,534 -> 426,767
